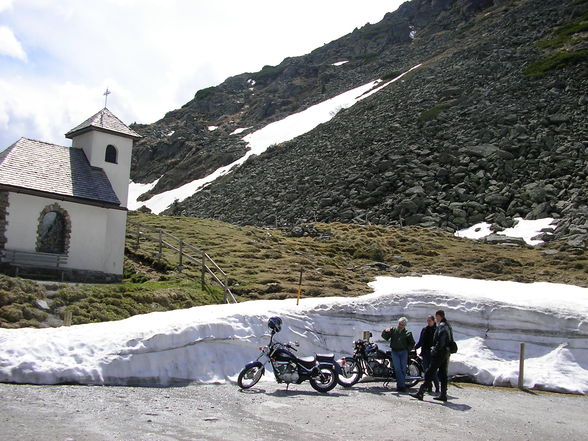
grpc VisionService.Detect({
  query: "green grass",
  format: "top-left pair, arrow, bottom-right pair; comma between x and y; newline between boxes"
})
1,211 -> 586,328
0,275 -> 48,328
525,5 -> 588,77
381,70 -> 402,81
524,49 -> 588,77
127,212 -> 588,299
535,11 -> 588,49
52,279 -> 223,325
417,100 -> 458,122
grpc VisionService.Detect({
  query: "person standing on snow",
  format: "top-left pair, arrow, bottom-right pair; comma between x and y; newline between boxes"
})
415,315 -> 440,394
411,309 -> 453,402
381,317 -> 415,392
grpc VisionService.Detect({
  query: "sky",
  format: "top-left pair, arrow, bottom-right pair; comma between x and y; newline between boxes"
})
0,0 -> 405,149
1,275 -> 586,394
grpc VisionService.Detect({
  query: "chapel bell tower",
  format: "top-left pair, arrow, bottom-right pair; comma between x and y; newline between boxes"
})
65,107 -> 141,207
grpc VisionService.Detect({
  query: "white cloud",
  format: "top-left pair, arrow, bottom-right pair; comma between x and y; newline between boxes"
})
0,0 -> 13,13
0,0 -> 404,148
0,26 -> 27,61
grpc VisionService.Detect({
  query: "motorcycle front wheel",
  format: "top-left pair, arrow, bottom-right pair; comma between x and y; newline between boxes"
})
405,360 -> 423,388
309,366 -> 337,393
237,365 -> 264,389
337,357 -> 362,387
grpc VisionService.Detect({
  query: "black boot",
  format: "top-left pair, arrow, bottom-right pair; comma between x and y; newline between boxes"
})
434,387 -> 447,401
410,385 -> 425,400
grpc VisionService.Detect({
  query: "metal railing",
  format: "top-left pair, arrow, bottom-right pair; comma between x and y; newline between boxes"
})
126,220 -> 237,304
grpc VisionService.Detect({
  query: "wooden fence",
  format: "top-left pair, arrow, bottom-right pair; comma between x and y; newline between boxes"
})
126,220 -> 237,304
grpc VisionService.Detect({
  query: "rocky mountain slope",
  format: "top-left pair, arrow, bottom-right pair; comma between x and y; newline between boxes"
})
132,0 -> 588,248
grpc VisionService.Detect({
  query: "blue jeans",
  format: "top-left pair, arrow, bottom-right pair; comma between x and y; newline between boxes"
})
421,350 -> 439,391
391,349 -> 408,389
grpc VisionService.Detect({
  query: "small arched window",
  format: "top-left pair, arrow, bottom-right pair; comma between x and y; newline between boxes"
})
105,144 -> 118,164
37,211 -> 67,254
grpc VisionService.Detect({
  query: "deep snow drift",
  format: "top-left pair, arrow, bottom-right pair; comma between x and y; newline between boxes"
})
0,276 -> 586,394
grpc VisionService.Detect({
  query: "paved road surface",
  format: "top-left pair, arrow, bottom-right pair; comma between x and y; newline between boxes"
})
1,381 -> 586,441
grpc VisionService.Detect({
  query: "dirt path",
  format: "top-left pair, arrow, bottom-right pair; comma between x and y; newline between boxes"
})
1,381 -> 586,441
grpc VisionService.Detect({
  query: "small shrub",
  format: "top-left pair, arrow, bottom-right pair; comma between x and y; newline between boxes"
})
417,100 -> 458,122
524,50 -> 588,77
305,288 -> 323,297
330,281 -> 348,291
194,86 -> 217,100
381,70 -> 402,81
353,247 -> 386,261
249,65 -> 286,84
123,263 -> 136,279
0,305 -> 23,322
130,273 -> 149,283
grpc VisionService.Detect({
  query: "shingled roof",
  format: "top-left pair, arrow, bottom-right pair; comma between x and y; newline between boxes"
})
0,138 -> 121,206
65,107 -> 141,140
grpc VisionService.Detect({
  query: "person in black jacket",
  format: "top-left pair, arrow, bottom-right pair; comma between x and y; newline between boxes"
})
411,309 -> 453,402
414,315 -> 439,394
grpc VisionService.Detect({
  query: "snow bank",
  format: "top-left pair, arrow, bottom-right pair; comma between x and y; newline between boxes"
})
0,276 -> 586,394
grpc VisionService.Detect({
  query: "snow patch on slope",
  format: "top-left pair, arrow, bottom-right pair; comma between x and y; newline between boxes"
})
456,217 -> 557,245
129,65 -> 421,214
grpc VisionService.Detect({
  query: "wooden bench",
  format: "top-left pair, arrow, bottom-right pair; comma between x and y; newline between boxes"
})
2,249 -> 68,280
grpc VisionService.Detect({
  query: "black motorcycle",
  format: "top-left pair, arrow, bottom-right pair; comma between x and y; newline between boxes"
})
237,317 -> 339,393
337,332 -> 423,387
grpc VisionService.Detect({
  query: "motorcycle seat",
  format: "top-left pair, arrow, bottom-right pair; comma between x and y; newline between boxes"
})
298,356 -> 317,368
315,353 -> 335,361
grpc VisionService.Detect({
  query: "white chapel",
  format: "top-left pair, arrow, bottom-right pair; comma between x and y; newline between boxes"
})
0,108 -> 141,281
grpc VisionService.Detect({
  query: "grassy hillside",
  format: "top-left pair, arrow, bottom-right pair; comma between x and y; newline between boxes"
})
1,212 -> 586,328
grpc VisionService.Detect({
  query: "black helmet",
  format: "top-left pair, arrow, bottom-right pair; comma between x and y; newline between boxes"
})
268,316 -> 282,333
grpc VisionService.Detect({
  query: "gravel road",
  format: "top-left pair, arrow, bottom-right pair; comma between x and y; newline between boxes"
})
1,381 -> 586,441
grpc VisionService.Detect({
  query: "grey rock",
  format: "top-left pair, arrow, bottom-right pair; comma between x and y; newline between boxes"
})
391,264 -> 409,274
483,234 -> 527,247
35,299 -> 50,310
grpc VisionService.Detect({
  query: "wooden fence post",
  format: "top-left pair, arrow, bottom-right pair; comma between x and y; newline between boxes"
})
224,274 -> 229,304
518,342 -> 526,390
178,239 -> 183,271
135,224 -> 140,249
296,267 -> 303,305
201,253 -> 206,289
157,229 -> 163,258
63,310 -> 72,326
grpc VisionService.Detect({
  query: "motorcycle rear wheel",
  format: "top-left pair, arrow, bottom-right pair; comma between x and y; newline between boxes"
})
337,358 -> 361,387
405,360 -> 423,388
237,365 -> 263,389
309,366 -> 337,393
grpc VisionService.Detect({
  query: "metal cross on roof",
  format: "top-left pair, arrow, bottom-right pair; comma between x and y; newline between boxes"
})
103,88 -> 111,108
